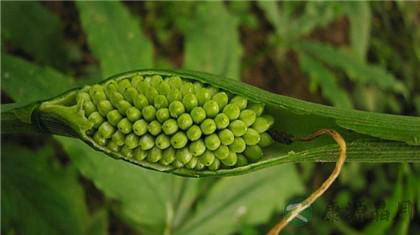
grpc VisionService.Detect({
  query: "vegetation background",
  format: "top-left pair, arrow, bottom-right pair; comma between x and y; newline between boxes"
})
1,1 -> 419,235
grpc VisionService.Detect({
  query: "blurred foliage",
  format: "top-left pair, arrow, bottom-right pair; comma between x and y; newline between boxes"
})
1,1 -> 419,235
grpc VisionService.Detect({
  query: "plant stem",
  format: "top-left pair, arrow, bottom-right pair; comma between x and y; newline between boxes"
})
1,103 -> 78,137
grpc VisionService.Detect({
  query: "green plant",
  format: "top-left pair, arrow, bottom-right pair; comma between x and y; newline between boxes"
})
2,2 -> 419,235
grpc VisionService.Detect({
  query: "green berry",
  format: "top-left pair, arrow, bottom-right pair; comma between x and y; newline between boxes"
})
123,87 -> 138,103
197,87 -> 212,105
177,113 -> 193,130
181,82 -> 194,96
94,132 -> 107,146
214,113 -> 230,129
116,100 -> 132,114
125,133 -> 139,149
193,82 -> 203,93
221,152 -> 237,166
200,119 -> 216,135
172,160 -> 184,168
161,147 -> 176,165
88,112 -> 104,128
158,81 -> 171,96
142,105 -> 156,122
176,148 -> 193,164
148,147 -> 162,163
171,132 -> 188,149
236,154 -> 249,167
109,91 -> 124,106
133,94 -> 149,109
121,145 -> 133,158
117,118 -> 132,134
182,93 -> 198,111
204,134 -> 221,151
199,151 -> 215,166
223,104 -> 240,120
167,89 -> 182,103
134,147 -> 148,161
98,100 -> 113,116
111,131 -> 125,146
77,91 -> 91,103
243,128 -> 261,145
90,86 -> 107,104
189,140 -> 206,157
186,125 -> 202,141
195,161 -> 205,170
151,75 -> 163,87
155,134 -> 171,149
133,119 -> 148,136
229,120 -> 247,136
191,107 -> 206,124
218,129 -> 235,145
126,107 -> 141,122
169,101 -> 185,118
208,158 -> 220,170
229,137 -> 246,153
154,95 -> 169,109
239,109 -> 257,127
117,79 -> 132,94
98,122 -> 115,138
244,145 -> 263,162
231,96 -> 248,110
212,92 -> 228,109
107,110 -> 123,126
83,101 -> 96,116
259,133 -> 273,147
145,87 -> 159,104
186,157 -> 198,169
107,141 -> 120,152
168,76 -> 183,88
131,75 -> 144,88
139,134 -> 155,150
214,145 -> 230,160
148,120 -> 162,136
207,87 -> 218,97
203,100 -> 219,118
156,108 -> 170,123
162,119 -> 179,135
252,115 -> 274,133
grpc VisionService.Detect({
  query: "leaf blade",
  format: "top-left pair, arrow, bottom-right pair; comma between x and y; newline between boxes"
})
184,2 -> 242,80
77,1 -> 154,77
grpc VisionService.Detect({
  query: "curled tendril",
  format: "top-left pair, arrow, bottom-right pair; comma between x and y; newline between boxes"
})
267,128 -> 347,235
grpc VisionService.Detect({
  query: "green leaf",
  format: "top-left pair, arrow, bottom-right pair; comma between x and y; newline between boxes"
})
174,165 -> 303,235
1,2 -> 69,70
77,1 -> 154,78
57,136 -> 199,235
86,210 -> 109,235
297,50 -> 352,108
361,165 -> 403,235
1,144 -> 89,235
1,54 -> 74,104
343,2 -> 371,61
184,2 -> 242,80
299,41 -> 407,97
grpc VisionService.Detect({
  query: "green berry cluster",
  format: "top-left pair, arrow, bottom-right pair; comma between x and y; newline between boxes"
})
76,74 -> 274,170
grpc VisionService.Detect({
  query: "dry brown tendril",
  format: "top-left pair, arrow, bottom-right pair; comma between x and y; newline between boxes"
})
267,128 -> 347,235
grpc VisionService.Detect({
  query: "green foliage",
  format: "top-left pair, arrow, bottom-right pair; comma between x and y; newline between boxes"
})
1,144 -> 89,235
2,1 -> 419,235
1,54 -> 74,104
1,1 -> 70,70
184,2 -> 242,80
77,1 -> 153,78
